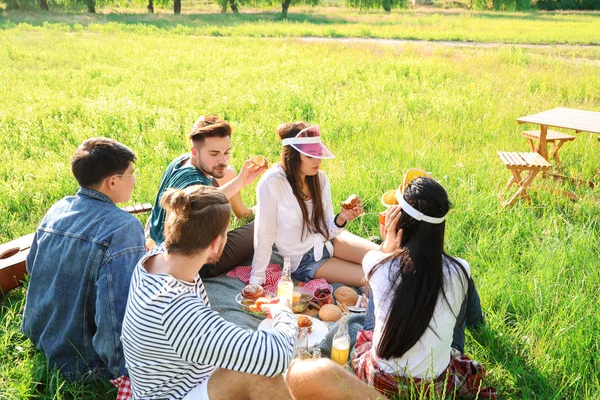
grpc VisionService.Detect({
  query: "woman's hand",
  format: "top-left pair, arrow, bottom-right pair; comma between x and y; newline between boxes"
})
338,203 -> 364,224
380,205 -> 402,253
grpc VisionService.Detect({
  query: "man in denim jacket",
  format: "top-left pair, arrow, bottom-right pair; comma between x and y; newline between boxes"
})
22,138 -> 146,381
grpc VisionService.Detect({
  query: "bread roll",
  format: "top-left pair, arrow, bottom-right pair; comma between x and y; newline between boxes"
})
241,284 -> 264,301
334,286 -> 359,306
318,304 -> 342,322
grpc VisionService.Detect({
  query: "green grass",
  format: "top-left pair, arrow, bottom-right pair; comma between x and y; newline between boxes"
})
2,7 -> 600,44
1,15 -> 600,399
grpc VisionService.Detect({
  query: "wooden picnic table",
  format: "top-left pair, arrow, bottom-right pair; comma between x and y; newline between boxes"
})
517,108 -> 600,161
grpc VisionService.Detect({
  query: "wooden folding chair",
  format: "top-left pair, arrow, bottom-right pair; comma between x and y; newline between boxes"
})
521,129 -> 575,167
497,151 -> 552,207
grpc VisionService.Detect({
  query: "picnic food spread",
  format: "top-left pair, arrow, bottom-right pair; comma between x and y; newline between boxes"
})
341,194 -> 361,210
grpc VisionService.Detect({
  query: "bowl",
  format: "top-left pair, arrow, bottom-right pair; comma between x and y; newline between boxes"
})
312,284 -> 334,307
292,287 -> 313,313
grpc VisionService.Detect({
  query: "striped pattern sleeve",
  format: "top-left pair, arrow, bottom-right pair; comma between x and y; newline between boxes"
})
162,295 -> 297,377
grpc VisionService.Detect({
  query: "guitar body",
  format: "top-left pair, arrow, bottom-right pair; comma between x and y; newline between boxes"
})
0,233 -> 34,294
0,203 -> 153,295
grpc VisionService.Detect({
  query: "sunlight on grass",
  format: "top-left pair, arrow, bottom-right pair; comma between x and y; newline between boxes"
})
0,22 -> 599,399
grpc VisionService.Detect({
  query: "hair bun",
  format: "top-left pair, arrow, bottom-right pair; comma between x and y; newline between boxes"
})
162,189 -> 191,219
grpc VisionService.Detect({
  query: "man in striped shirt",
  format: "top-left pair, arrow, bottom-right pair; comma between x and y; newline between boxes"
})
123,185 -> 385,400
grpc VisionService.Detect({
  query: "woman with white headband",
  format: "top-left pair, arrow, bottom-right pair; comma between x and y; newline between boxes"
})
249,122 -> 379,287
351,170 -> 496,399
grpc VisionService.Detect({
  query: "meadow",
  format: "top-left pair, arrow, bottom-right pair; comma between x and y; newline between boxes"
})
1,11 -> 600,399
1,7 -> 600,45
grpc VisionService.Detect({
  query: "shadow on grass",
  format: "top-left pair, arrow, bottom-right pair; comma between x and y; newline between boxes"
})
470,324 -> 557,399
1,8 -> 598,33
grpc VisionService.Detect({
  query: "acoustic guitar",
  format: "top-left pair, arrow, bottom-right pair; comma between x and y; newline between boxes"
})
0,203 -> 153,295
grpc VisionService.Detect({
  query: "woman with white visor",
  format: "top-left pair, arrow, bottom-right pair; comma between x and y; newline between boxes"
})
249,122 -> 379,287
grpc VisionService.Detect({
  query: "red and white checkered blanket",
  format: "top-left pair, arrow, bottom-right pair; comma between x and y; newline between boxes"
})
226,264 -> 330,294
110,376 -> 132,400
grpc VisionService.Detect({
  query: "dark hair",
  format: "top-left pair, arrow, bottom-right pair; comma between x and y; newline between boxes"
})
71,138 -> 136,188
161,185 -> 231,257
277,122 -> 329,241
369,177 -> 468,360
188,115 -> 232,146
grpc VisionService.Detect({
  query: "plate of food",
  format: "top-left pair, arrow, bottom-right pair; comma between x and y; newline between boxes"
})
258,315 -> 328,349
236,284 -> 274,317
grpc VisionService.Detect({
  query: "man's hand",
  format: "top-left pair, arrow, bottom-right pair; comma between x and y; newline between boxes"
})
238,159 -> 266,187
260,296 -> 293,318
380,205 -> 402,253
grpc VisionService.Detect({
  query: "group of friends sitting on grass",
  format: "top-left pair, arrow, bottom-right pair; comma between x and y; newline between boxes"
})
21,116 -> 497,399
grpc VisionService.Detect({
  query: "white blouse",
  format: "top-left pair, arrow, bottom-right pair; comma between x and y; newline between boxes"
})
249,165 -> 343,285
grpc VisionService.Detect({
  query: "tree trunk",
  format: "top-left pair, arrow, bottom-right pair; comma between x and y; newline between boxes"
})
147,0 -> 154,12
382,0 -> 391,11
221,3 -> 227,12
281,0 -> 291,19
39,0 -> 49,10
229,0 -> 239,13
174,0 -> 181,13
9,0 -> 19,9
87,0 -> 96,13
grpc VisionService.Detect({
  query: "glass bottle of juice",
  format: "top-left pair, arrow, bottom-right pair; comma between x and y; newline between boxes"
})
294,327 -> 311,360
331,312 -> 351,365
277,257 -> 294,304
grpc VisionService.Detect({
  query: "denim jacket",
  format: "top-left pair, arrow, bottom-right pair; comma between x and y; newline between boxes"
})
21,187 -> 146,381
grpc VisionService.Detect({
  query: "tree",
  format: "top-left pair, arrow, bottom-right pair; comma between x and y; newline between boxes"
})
86,0 -> 96,12
174,0 -> 180,13
281,0 -> 292,18
148,0 -> 154,12
218,0 -> 239,13
39,0 -> 49,10
346,0 -> 407,11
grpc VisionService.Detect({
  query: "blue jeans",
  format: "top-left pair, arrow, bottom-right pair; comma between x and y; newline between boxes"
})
291,242 -> 332,283
363,276 -> 483,353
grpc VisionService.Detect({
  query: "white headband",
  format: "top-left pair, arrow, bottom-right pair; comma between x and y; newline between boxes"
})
281,137 -> 322,146
396,190 -> 446,224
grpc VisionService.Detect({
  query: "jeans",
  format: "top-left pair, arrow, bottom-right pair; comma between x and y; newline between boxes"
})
363,276 -> 483,353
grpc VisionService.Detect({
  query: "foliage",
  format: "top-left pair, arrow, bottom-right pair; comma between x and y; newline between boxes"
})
1,10 -> 600,44
536,0 -> 600,9
1,16 -> 600,400
345,0 -> 407,11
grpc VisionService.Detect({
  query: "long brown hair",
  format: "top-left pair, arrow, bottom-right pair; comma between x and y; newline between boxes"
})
161,185 -> 231,257
277,122 -> 329,241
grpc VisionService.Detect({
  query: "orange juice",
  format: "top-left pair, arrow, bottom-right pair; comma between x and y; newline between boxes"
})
277,281 -> 294,303
331,337 -> 350,365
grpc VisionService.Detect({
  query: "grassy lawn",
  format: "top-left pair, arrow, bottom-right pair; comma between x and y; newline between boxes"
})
1,7 -> 600,44
1,16 -> 600,399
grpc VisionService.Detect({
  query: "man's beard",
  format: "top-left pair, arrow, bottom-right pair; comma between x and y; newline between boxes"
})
198,160 -> 227,179
206,246 -> 225,264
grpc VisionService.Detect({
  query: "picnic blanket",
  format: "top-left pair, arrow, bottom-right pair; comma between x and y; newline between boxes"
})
203,273 -> 366,357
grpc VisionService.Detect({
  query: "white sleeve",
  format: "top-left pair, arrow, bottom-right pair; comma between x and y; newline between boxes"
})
250,176 -> 279,285
322,173 -> 343,239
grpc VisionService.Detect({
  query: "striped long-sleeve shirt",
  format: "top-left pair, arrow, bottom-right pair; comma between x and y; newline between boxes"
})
121,246 -> 297,399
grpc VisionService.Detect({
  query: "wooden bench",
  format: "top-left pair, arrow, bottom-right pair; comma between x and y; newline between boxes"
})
121,203 -> 153,214
497,151 -> 552,207
521,129 -> 575,167
0,203 -> 153,294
